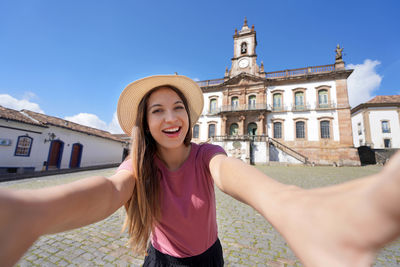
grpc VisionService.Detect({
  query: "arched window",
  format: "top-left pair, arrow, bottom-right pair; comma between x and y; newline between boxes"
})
320,120 -> 330,139
318,90 -> 329,108
248,95 -> 256,109
229,123 -> 239,136
273,93 -> 282,111
241,42 -> 247,54
247,122 -> 257,136
14,135 -> 33,157
208,124 -> 216,138
209,98 -> 217,114
231,96 -> 239,110
273,122 -> 282,139
296,121 -> 305,139
193,124 -> 200,138
294,91 -> 304,110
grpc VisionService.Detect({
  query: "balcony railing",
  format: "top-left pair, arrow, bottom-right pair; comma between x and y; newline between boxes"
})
220,103 -> 269,113
196,78 -> 225,87
316,102 -> 337,110
266,64 -> 335,79
211,135 -> 268,142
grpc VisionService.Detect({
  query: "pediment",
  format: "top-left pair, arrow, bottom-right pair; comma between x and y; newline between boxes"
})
223,73 -> 266,86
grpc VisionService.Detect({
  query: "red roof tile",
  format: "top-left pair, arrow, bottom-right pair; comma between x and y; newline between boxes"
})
21,110 -> 124,143
367,95 -> 400,104
0,106 -> 46,127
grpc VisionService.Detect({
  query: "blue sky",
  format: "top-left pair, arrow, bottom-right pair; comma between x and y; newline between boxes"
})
1,0 -> 399,133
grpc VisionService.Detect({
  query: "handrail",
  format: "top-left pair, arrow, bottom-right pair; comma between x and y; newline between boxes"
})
268,137 -> 308,163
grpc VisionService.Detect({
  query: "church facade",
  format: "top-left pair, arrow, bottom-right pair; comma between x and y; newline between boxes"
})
193,19 -> 360,166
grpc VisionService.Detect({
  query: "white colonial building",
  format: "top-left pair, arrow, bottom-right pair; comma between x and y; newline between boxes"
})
0,106 -> 127,175
351,95 -> 400,149
193,18 -> 359,165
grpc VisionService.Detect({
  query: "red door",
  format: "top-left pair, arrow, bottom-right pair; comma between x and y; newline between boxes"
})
48,141 -> 62,170
70,144 -> 82,168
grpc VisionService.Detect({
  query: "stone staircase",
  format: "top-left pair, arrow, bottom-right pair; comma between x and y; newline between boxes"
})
268,137 -> 308,164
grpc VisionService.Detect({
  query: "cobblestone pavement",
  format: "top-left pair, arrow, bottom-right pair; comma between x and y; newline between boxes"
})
2,165 -> 400,266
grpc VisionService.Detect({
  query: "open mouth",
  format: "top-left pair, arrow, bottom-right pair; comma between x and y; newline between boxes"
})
162,126 -> 181,136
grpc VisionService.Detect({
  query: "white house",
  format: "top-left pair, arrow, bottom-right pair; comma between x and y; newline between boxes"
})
0,106 -> 127,175
351,95 -> 400,149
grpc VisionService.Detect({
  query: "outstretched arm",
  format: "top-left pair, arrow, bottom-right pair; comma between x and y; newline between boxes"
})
210,152 -> 400,267
0,170 -> 135,267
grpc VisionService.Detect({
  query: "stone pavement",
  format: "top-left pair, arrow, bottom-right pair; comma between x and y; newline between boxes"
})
2,165 -> 399,266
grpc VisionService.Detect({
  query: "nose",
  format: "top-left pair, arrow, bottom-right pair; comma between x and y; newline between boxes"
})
164,109 -> 178,123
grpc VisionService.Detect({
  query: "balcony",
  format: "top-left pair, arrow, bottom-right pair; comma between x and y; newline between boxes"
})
316,102 -> 337,110
219,103 -> 269,113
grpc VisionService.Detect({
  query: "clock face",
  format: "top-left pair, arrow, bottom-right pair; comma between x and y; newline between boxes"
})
239,58 -> 249,68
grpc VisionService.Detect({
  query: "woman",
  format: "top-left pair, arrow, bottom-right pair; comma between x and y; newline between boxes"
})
1,75 -> 400,267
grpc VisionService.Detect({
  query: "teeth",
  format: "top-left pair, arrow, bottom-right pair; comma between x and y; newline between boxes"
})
163,127 -> 180,133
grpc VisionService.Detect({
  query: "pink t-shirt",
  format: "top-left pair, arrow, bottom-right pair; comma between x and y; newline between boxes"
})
117,143 -> 226,257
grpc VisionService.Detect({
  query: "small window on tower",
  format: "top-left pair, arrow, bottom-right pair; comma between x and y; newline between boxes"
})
241,42 -> 247,54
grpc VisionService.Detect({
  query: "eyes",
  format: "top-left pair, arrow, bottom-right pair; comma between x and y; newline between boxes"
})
151,105 -> 185,114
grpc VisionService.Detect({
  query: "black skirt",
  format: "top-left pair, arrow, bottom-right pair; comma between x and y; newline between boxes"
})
143,238 -> 224,267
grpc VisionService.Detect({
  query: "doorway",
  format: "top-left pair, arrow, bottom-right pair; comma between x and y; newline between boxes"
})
247,122 -> 257,136
69,143 -> 83,168
47,140 -> 64,170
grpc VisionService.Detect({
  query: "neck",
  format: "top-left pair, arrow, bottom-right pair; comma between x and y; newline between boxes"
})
157,143 -> 191,171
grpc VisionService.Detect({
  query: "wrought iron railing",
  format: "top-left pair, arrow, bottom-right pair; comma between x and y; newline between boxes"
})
211,135 -> 268,142
220,103 -> 269,112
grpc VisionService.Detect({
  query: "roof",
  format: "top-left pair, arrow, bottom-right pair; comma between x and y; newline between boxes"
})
351,95 -> 400,114
0,106 -> 46,127
367,95 -> 400,104
22,110 -> 124,143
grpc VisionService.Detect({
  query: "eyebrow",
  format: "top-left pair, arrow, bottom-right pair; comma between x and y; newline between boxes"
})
148,100 -> 184,110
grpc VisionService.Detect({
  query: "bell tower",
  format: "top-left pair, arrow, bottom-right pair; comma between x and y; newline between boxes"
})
227,18 -> 264,78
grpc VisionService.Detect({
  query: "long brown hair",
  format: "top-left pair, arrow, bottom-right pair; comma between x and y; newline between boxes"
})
122,85 -> 192,255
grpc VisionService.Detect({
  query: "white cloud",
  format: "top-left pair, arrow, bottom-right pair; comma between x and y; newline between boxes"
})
347,59 -> 382,108
0,94 -> 44,113
106,112 -> 124,134
192,77 -> 200,81
64,112 -> 124,134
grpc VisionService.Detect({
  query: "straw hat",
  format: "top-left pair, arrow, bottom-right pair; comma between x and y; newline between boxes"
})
117,75 -> 204,135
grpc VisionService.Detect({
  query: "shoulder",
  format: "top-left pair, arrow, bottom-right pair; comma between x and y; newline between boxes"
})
117,158 -> 133,173
194,143 -> 226,165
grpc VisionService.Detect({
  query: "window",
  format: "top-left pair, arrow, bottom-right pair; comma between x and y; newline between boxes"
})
209,98 -> 217,114
294,91 -> 304,110
229,123 -> 238,135
14,135 -> 33,157
208,124 -> 216,138
381,121 -> 390,133
320,120 -> 330,139
241,42 -> 247,54
318,90 -> 328,108
248,95 -> 256,109
357,122 -> 362,135
193,124 -> 200,138
273,93 -> 282,111
231,96 -> 239,110
359,139 -> 363,146
384,138 -> 391,148
296,121 -> 305,139
273,122 -> 282,139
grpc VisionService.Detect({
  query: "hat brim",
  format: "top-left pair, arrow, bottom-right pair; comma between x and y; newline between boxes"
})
117,75 -> 204,136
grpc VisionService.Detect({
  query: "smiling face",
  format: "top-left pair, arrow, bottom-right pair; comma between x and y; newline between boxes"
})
146,86 -> 190,151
